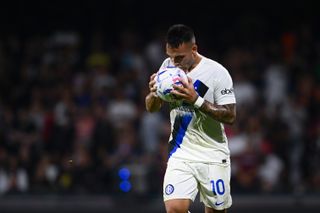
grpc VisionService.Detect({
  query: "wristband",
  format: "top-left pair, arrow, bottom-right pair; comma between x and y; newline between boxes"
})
194,96 -> 205,109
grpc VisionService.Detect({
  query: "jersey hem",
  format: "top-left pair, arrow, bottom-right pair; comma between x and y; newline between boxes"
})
168,156 -> 230,165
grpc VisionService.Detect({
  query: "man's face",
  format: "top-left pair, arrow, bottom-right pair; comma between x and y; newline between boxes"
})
166,42 -> 197,71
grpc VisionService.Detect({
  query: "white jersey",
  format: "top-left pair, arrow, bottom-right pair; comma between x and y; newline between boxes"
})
159,55 -> 236,163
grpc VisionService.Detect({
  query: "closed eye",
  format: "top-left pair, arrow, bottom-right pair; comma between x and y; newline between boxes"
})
175,56 -> 184,61
171,55 -> 185,65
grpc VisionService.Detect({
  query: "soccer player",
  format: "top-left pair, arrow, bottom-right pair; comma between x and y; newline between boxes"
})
145,24 -> 236,213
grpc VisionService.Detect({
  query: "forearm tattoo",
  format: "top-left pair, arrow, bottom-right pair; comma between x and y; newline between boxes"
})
200,101 -> 236,125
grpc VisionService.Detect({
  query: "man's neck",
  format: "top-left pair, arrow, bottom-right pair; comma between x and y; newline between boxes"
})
188,53 -> 202,72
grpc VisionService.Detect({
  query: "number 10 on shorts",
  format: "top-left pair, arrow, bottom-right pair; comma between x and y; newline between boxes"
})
210,179 -> 225,195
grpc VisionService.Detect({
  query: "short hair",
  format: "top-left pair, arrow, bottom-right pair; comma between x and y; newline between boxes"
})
166,24 -> 195,48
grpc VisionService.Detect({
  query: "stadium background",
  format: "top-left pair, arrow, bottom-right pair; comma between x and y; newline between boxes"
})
0,1 -> 319,212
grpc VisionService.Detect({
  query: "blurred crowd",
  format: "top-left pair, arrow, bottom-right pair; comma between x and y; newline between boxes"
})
0,20 -> 320,198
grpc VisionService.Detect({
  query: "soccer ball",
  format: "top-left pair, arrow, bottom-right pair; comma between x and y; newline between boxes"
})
155,66 -> 188,102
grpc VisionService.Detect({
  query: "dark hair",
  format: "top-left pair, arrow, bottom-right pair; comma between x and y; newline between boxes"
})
166,24 -> 195,48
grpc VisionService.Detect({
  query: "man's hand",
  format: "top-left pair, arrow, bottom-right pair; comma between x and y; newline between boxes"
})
148,73 -> 158,97
145,72 -> 163,112
171,77 -> 198,104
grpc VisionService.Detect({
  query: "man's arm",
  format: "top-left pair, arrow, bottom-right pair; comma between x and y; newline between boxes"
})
171,77 -> 236,125
145,92 -> 163,112
199,102 -> 236,125
145,73 -> 163,112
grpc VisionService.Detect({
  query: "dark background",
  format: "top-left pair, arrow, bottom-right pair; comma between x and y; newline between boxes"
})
0,0 -> 319,212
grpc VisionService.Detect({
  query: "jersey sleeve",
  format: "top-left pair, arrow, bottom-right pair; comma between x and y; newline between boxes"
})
214,69 -> 236,105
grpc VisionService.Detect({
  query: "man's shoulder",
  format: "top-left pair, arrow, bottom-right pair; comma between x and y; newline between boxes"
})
201,56 -> 227,71
198,57 -> 231,81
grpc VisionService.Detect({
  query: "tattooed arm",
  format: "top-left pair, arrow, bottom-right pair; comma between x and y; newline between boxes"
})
199,102 -> 236,125
172,77 -> 236,125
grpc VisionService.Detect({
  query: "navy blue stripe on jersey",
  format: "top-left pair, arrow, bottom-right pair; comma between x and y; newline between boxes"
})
193,80 -> 209,97
168,114 -> 192,158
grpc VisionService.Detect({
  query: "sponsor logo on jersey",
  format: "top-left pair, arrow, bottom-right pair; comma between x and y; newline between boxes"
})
165,184 -> 175,195
221,88 -> 233,95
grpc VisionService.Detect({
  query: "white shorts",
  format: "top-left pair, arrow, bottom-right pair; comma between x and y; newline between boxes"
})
163,158 -> 232,210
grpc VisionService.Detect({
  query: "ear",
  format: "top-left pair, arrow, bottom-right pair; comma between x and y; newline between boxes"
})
192,44 -> 197,52
192,44 -> 198,58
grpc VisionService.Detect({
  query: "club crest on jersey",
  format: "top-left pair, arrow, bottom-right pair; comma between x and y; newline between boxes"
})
165,184 -> 174,195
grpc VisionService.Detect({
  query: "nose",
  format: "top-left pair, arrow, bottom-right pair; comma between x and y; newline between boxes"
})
173,60 -> 180,66
171,58 -> 178,65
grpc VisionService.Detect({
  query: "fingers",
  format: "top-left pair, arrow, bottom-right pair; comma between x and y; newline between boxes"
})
181,76 -> 192,87
171,77 -> 197,103
150,85 -> 157,93
179,78 -> 188,87
149,80 -> 156,90
171,84 -> 187,101
151,91 -> 159,98
170,88 -> 185,100
148,72 -> 160,98
150,73 -> 157,81
176,76 -> 192,88
149,73 -> 157,91
172,84 -> 184,92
